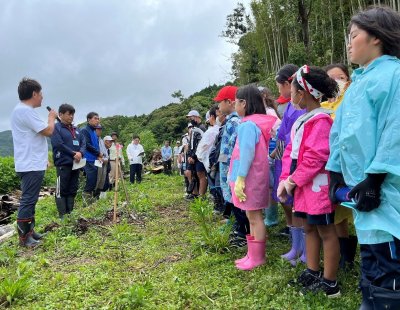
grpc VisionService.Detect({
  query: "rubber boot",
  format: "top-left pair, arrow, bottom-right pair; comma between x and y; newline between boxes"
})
56,197 -> 67,220
299,229 -> 307,264
30,217 -> 45,240
281,227 -> 302,261
264,203 -> 278,227
234,235 -> 254,265
236,239 -> 266,271
339,235 -> 358,269
17,220 -> 40,247
346,235 -> 358,268
66,196 -> 75,214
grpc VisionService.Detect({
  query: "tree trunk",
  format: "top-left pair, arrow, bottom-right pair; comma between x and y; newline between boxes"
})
298,0 -> 312,62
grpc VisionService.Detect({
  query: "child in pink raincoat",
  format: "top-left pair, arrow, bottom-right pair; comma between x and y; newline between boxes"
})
277,65 -> 341,297
229,85 -> 277,271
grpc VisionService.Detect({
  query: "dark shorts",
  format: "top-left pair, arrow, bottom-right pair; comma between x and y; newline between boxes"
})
186,163 -> 195,171
294,211 -> 335,225
186,161 -> 206,173
195,161 -> 206,173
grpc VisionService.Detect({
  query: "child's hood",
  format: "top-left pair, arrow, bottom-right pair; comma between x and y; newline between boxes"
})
243,114 -> 277,138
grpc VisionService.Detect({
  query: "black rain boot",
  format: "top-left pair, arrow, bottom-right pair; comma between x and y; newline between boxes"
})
17,220 -> 40,247
346,235 -> 358,268
56,197 -> 67,220
339,237 -> 348,269
30,217 -> 45,240
339,235 -> 358,269
66,196 -> 75,214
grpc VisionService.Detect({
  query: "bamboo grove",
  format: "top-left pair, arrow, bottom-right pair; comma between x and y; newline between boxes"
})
223,0 -> 400,85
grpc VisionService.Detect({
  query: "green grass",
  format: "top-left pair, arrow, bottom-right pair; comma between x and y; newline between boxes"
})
0,174 -> 361,309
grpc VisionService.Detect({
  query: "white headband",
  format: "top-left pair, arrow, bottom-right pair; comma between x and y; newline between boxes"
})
296,65 -> 324,100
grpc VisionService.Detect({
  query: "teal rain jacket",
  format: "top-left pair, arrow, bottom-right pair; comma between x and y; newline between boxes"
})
326,55 -> 400,244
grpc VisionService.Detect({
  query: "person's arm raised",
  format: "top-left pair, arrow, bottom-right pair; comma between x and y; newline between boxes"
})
39,109 -> 58,137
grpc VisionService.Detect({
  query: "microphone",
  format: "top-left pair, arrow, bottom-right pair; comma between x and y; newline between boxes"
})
46,106 -> 61,122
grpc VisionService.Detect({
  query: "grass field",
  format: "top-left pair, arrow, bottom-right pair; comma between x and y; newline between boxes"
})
0,174 -> 361,309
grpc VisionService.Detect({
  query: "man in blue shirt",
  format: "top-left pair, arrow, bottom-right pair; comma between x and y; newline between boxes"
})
80,112 -> 102,204
161,140 -> 172,175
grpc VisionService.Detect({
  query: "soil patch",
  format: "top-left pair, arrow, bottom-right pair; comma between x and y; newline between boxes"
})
74,209 -> 146,235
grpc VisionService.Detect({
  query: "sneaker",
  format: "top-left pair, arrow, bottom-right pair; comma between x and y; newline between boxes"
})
279,226 -> 290,237
300,280 -> 341,298
288,269 -> 322,288
185,194 -> 198,201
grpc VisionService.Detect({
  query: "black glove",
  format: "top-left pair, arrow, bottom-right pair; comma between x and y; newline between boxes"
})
348,173 -> 386,212
328,171 -> 346,204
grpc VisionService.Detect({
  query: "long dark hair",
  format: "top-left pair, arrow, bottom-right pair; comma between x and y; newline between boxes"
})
275,64 -> 299,84
292,66 -> 339,99
350,6 -> 400,58
236,85 -> 266,116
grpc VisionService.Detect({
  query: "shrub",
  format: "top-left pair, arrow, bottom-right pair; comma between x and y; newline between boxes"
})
0,157 -> 19,194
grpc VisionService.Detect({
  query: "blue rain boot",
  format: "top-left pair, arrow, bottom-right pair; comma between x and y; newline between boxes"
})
264,202 -> 279,227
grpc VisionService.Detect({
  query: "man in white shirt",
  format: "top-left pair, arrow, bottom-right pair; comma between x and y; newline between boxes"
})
126,135 -> 145,183
11,78 -> 58,247
196,108 -> 220,173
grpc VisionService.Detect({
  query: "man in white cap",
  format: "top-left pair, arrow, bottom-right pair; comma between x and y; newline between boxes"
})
95,135 -> 113,198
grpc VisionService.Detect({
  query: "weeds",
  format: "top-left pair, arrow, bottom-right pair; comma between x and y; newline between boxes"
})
189,198 -> 232,253
0,262 -> 31,307
0,174 -> 361,309
114,282 -> 153,309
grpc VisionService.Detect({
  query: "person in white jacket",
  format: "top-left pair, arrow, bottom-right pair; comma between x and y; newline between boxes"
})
126,135 -> 145,183
196,107 -> 220,173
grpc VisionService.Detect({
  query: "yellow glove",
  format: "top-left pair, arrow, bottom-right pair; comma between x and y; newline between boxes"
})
234,176 -> 247,202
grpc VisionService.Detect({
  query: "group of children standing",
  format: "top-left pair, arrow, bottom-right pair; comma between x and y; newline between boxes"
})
183,6 -> 400,309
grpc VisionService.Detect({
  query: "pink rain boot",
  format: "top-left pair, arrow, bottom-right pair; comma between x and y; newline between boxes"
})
281,227 -> 302,261
234,235 -> 254,265
236,239 -> 266,271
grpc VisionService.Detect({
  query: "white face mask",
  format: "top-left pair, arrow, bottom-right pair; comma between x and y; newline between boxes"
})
292,96 -> 303,110
216,116 -> 222,126
335,79 -> 347,94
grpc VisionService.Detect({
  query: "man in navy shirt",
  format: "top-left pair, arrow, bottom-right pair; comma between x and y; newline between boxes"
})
51,104 -> 86,219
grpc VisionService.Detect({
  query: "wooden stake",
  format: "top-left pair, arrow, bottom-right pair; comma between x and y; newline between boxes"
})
118,162 -> 129,203
113,146 -> 120,224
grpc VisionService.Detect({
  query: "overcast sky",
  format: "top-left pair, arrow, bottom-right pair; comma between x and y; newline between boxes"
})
0,0 -> 245,131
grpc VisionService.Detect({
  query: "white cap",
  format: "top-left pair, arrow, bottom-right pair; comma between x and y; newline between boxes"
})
186,110 -> 200,117
103,135 -> 114,141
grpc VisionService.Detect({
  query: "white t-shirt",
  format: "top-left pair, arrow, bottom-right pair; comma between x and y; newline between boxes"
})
126,143 -> 144,165
11,103 -> 48,172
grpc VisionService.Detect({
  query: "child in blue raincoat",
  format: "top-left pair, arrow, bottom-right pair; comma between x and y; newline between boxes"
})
326,6 -> 400,309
